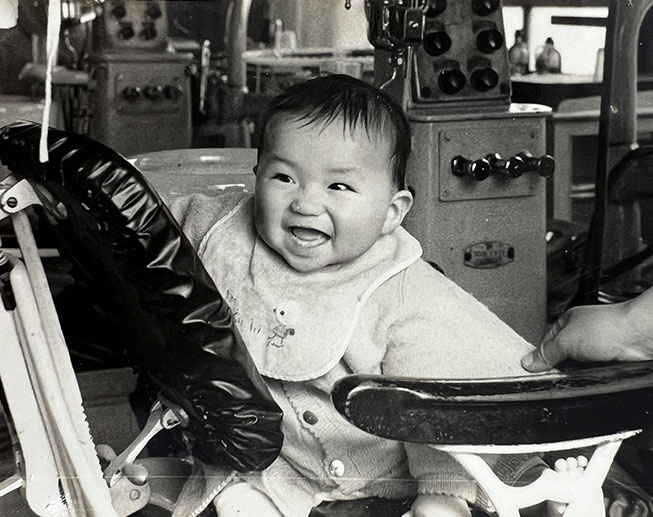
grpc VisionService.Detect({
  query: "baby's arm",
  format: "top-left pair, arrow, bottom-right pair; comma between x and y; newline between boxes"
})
379,261 -> 545,513
214,482 -> 284,517
403,494 -> 471,517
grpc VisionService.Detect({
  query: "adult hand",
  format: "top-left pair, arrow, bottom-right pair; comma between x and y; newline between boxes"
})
521,288 -> 653,372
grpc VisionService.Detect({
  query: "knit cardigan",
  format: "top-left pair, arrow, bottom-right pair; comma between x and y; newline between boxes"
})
170,192 -> 542,517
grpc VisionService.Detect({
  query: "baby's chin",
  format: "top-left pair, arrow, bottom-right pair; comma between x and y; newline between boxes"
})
279,253 -> 329,273
280,251 -> 365,274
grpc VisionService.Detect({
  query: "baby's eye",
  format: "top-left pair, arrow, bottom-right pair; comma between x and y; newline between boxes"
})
272,173 -> 294,183
329,183 -> 354,192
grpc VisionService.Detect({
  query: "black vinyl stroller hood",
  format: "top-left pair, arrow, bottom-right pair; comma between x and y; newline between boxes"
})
0,120 -> 282,471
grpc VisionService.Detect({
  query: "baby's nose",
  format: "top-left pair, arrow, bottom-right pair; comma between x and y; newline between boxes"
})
291,188 -> 323,215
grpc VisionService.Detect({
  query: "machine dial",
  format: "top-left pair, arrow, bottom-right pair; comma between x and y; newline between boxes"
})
476,29 -> 504,53
471,0 -> 500,16
485,153 -> 526,178
121,87 -> 142,103
451,156 -> 492,181
470,67 -> 499,92
117,22 -> 135,40
111,2 -> 126,19
163,85 -> 183,100
518,151 -> 556,177
424,31 -> 452,56
146,2 -> 162,19
438,69 -> 466,94
425,0 -> 447,17
143,85 -> 164,100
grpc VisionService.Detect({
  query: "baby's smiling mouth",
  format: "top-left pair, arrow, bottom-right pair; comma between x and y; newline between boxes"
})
288,226 -> 330,247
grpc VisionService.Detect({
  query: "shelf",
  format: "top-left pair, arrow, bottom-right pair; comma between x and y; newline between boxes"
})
503,0 -> 609,7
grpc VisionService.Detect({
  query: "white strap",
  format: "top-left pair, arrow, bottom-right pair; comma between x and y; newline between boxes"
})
40,0 -> 61,163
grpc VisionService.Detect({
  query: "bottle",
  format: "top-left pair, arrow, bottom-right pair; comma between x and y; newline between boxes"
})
535,37 -> 561,74
508,29 -> 530,75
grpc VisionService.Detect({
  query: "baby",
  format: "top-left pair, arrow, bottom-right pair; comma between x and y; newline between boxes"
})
171,74 -> 572,517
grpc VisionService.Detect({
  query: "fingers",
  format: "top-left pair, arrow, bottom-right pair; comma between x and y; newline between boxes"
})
521,317 -> 569,372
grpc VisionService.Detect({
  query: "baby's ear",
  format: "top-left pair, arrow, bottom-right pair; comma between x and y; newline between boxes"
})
382,189 -> 413,234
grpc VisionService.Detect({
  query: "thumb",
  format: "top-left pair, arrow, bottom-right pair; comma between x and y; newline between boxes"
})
521,345 -> 556,372
521,315 -> 571,372
521,336 -> 568,372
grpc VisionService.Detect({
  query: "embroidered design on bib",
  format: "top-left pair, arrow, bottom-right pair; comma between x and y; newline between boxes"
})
267,302 -> 301,348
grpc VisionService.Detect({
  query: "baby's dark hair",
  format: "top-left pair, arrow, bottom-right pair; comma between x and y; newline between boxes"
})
257,74 -> 411,189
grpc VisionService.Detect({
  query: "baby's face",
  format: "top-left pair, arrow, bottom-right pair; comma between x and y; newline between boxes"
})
254,116 -> 402,273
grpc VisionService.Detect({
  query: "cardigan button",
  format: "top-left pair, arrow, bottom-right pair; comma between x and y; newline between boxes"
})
328,459 -> 345,477
302,411 -> 318,425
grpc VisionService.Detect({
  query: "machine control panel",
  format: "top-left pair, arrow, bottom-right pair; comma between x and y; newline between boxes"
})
113,75 -> 186,113
414,1 -> 510,105
454,151 -> 555,181
370,0 -> 512,109
88,54 -> 192,156
435,122 -> 551,201
119,83 -> 184,103
93,0 -> 168,51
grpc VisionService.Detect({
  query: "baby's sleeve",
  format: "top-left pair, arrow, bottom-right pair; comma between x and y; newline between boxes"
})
382,259 -> 534,379
380,260 -> 543,509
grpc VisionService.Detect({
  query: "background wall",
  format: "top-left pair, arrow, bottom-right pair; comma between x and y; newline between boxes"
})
270,0 -> 370,49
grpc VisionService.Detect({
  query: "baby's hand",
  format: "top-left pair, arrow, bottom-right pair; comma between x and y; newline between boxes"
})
402,494 -> 471,517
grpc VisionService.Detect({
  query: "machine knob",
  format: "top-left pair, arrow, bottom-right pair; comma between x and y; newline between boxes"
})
485,153 -> 526,178
117,23 -> 135,40
471,0 -> 500,16
143,85 -> 163,100
452,156 -> 492,181
111,2 -> 127,19
146,2 -> 162,19
518,151 -> 556,177
425,0 -> 447,17
140,22 -> 157,40
438,69 -> 466,94
470,67 -> 499,92
122,87 -> 142,103
163,84 -> 183,100
424,31 -> 451,56
476,28 -> 504,53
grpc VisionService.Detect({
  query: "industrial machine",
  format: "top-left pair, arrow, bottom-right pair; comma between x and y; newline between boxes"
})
88,0 -> 193,156
362,0 -> 553,342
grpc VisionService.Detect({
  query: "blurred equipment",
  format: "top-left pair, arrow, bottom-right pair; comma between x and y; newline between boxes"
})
572,0 -> 653,306
363,0 -> 552,342
88,0 -> 192,156
535,37 -> 561,74
508,29 -> 529,75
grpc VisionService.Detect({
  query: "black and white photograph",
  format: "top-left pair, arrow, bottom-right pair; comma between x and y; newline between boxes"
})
0,0 -> 653,515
